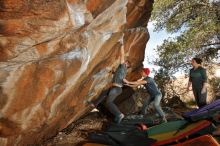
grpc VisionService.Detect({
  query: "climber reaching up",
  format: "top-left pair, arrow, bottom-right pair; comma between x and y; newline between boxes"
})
105,37 -> 131,124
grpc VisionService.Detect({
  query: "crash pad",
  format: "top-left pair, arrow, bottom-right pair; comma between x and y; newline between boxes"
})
173,135 -> 220,146
146,120 -> 216,146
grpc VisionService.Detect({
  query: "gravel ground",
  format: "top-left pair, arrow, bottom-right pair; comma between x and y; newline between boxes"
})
41,111 -> 108,146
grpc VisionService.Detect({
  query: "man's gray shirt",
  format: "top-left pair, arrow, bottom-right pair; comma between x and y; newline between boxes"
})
112,64 -> 127,86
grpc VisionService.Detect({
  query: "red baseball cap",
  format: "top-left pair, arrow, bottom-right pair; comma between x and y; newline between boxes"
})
143,68 -> 150,76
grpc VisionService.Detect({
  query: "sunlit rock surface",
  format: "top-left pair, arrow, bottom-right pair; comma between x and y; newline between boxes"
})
0,0 -> 153,145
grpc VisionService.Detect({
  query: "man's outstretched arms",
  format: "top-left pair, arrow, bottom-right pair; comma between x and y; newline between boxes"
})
120,39 -> 125,64
119,35 -> 125,64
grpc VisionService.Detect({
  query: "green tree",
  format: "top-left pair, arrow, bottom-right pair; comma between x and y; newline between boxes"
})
151,0 -> 220,73
154,68 -> 171,97
151,0 -> 220,98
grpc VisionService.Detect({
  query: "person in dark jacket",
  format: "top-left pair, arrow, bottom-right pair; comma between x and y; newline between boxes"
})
187,57 -> 208,108
125,68 -> 167,122
105,41 -> 130,124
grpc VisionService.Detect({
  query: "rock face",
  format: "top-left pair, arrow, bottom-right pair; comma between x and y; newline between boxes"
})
0,0 -> 153,145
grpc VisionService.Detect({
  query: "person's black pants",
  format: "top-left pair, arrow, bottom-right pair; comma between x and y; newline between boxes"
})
193,88 -> 207,108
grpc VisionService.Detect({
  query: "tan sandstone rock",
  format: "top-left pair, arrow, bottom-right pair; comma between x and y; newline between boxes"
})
0,0 -> 153,145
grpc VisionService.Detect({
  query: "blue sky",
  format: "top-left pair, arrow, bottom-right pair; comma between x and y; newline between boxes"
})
143,22 -> 177,66
143,22 -> 178,75
143,22 -> 220,77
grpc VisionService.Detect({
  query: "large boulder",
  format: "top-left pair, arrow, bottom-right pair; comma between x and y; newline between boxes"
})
0,0 -> 153,145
